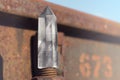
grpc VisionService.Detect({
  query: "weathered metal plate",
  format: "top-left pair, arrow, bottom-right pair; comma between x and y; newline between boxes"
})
64,36 -> 120,80
0,25 -> 63,80
0,8 -> 64,80
0,0 -> 120,37
0,26 -> 35,80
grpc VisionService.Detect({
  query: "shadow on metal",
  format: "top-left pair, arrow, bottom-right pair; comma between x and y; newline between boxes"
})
0,11 -> 120,45
58,25 -> 120,45
0,11 -> 37,30
30,33 -> 39,77
0,55 -> 3,80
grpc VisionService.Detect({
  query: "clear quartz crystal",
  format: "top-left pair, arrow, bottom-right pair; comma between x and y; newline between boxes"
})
38,7 -> 58,69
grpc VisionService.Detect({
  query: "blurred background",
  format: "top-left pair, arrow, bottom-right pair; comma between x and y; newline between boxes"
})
47,0 -> 120,22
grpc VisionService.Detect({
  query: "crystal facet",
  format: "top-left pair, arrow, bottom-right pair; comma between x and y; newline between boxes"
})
38,7 -> 58,69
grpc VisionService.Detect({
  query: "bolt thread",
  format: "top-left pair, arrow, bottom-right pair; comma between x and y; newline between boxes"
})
38,67 -> 57,77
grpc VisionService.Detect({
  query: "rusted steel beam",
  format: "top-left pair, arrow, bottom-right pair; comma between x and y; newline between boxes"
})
0,0 -> 120,37
63,36 -> 120,80
0,24 -> 64,80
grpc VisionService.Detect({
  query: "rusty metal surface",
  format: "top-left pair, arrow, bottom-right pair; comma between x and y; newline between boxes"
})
0,0 -> 119,37
0,0 -> 120,80
57,32 -> 64,76
0,26 -> 35,80
64,36 -> 120,80
32,76 -> 64,80
0,24 -> 63,80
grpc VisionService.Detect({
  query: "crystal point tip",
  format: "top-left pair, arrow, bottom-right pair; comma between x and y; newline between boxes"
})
40,6 -> 54,17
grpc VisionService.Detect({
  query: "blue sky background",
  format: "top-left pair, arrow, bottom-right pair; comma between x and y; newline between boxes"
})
46,0 -> 120,23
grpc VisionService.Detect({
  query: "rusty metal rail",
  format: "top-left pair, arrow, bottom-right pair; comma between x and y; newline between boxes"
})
0,0 -> 120,37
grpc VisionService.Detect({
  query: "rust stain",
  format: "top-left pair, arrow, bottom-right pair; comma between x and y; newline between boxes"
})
0,26 -> 35,80
32,76 -> 64,80
16,29 -> 23,54
0,25 -> 63,80
0,1 -> 119,80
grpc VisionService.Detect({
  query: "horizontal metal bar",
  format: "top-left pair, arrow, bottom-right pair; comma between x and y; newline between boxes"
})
0,0 -> 120,37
